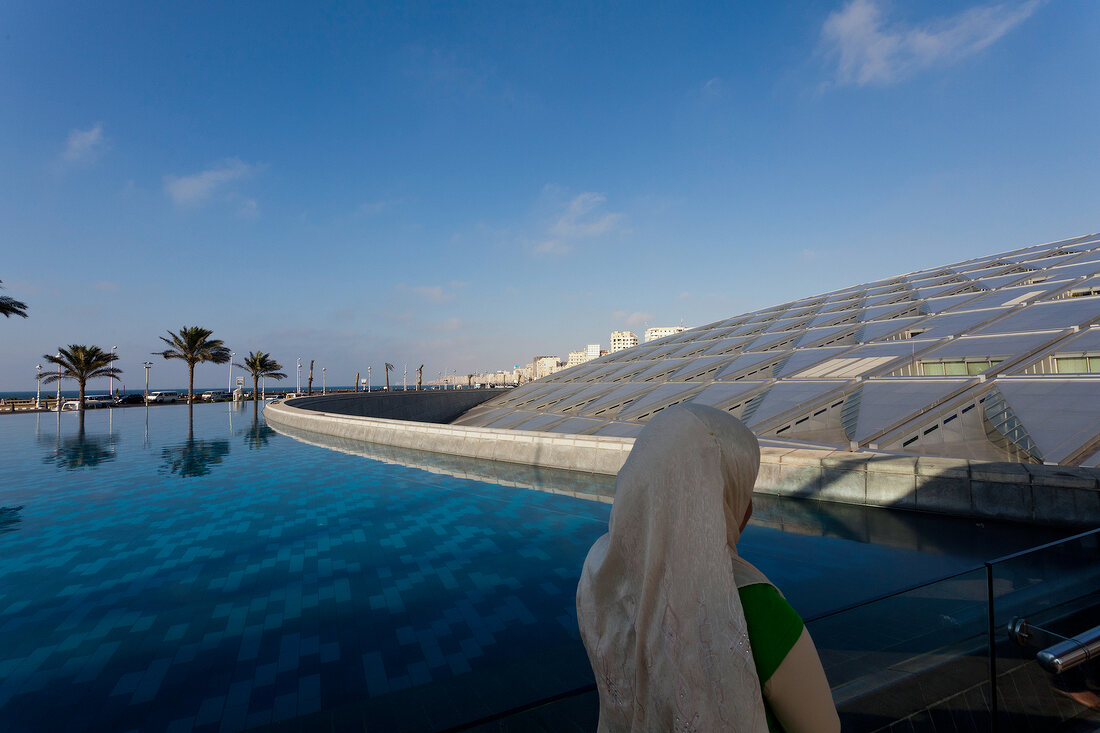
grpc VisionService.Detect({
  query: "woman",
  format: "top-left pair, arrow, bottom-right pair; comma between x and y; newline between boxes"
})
576,403 -> 839,732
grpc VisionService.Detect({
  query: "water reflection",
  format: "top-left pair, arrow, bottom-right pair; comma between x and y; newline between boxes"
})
243,418 -> 275,450
159,408 -> 230,478
41,417 -> 118,471
0,505 -> 23,535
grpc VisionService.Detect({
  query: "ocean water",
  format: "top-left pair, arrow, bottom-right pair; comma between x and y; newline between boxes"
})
0,404 -> 1072,732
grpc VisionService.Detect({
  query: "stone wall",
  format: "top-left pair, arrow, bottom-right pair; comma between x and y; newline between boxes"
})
284,389 -> 499,424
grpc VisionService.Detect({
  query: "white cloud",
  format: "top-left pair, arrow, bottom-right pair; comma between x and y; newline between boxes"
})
400,282 -> 469,304
533,191 -> 624,256
613,310 -> 654,327
163,158 -> 257,206
237,198 -> 259,218
821,0 -> 1041,87
62,123 -> 106,164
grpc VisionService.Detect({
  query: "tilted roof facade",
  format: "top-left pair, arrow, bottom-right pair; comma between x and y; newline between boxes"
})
455,233 -> 1100,466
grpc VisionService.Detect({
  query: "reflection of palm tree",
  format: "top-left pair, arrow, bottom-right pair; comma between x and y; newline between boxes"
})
234,351 -> 286,417
155,326 -> 232,404
0,280 -> 28,319
43,423 -> 117,470
161,417 -> 230,478
40,345 -> 122,414
244,417 -> 275,450
385,363 -> 394,391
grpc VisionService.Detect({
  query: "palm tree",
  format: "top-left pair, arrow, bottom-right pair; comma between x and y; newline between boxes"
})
155,326 -> 232,404
40,345 -> 122,413
234,351 -> 286,415
385,362 -> 394,390
0,281 -> 28,319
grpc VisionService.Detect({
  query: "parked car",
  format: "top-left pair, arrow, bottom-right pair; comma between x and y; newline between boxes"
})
61,395 -> 113,410
147,391 -> 179,404
201,391 -> 229,401
114,394 -> 145,405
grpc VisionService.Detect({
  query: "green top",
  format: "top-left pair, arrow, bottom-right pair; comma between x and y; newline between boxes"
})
739,582 -> 805,732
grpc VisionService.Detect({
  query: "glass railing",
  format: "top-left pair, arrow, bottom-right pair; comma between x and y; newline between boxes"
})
444,528 -> 1100,732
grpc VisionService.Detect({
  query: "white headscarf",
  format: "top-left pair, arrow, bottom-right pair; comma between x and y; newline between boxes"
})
576,403 -> 770,733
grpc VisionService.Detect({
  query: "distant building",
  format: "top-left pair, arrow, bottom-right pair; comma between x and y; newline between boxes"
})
534,356 -> 563,379
585,344 -> 601,361
566,350 -> 587,368
644,326 -> 687,342
610,330 -> 638,352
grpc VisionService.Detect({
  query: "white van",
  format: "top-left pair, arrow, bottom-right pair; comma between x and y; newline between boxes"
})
147,391 -> 179,404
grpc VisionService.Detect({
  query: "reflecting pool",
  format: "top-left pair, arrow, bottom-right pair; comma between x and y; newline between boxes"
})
0,404 -> 1075,732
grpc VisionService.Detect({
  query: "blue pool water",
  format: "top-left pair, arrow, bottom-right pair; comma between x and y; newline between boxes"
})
0,404 -> 1071,732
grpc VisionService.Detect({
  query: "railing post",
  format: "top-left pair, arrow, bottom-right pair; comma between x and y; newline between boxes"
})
986,561 -> 998,733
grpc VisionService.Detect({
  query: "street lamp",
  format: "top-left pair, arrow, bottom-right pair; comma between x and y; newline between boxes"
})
55,352 -> 62,412
367,366 -> 372,392
109,346 -> 117,396
143,361 -> 153,401
403,363 -> 407,392
35,364 -> 42,409
297,358 -> 302,393
229,352 -> 235,395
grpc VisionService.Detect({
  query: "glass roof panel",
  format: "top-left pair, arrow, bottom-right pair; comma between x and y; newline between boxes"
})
863,302 -> 920,321
603,360 -> 659,381
856,317 -> 924,343
527,385 -> 590,410
456,407 -> 514,427
745,332 -> 796,352
483,410 -> 543,430
793,325 -> 856,348
907,307 -> 1012,339
617,383 -> 705,420
713,352 -> 783,380
849,378 -> 973,443
994,377 -> 1100,463
1046,259 -> 1100,281
667,341 -> 713,359
510,413 -> 569,431
700,337 -> 752,356
914,282 -> 968,300
546,417 -> 607,434
922,292 -> 985,314
631,358 -> 693,382
974,298 -> 1100,335
683,381 -> 768,410
1041,326 -> 1100,355
500,384 -> 556,407
577,383 -> 655,417
919,331 -> 1062,360
807,309 -> 860,328
743,380 -> 851,427
549,384 -> 620,412
972,273 -> 1029,291
593,422 -> 645,438
774,345 -> 854,378
960,281 -> 1072,310
665,355 -> 740,382
862,292 -> 912,308
763,316 -> 812,334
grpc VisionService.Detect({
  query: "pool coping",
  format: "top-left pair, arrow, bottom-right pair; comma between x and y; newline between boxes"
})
264,399 -> 1100,525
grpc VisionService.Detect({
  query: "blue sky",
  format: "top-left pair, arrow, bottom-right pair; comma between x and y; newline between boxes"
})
2,0 -> 1098,390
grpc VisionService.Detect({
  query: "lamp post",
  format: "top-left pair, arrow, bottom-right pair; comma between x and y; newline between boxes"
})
229,352 -> 235,395
35,364 -> 42,409
367,366 -> 372,392
143,361 -> 153,402
403,363 -> 407,392
109,346 -> 117,396
55,352 -> 62,412
297,358 -> 302,393
322,367 -> 326,395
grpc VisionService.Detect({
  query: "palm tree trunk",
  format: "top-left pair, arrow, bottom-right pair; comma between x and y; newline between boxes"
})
78,379 -> 86,414
253,375 -> 259,418
188,362 -> 195,404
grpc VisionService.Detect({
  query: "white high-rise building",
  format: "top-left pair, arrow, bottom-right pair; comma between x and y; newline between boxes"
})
585,344 -> 601,361
566,350 -> 587,367
644,326 -> 687,342
610,331 -> 638,352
